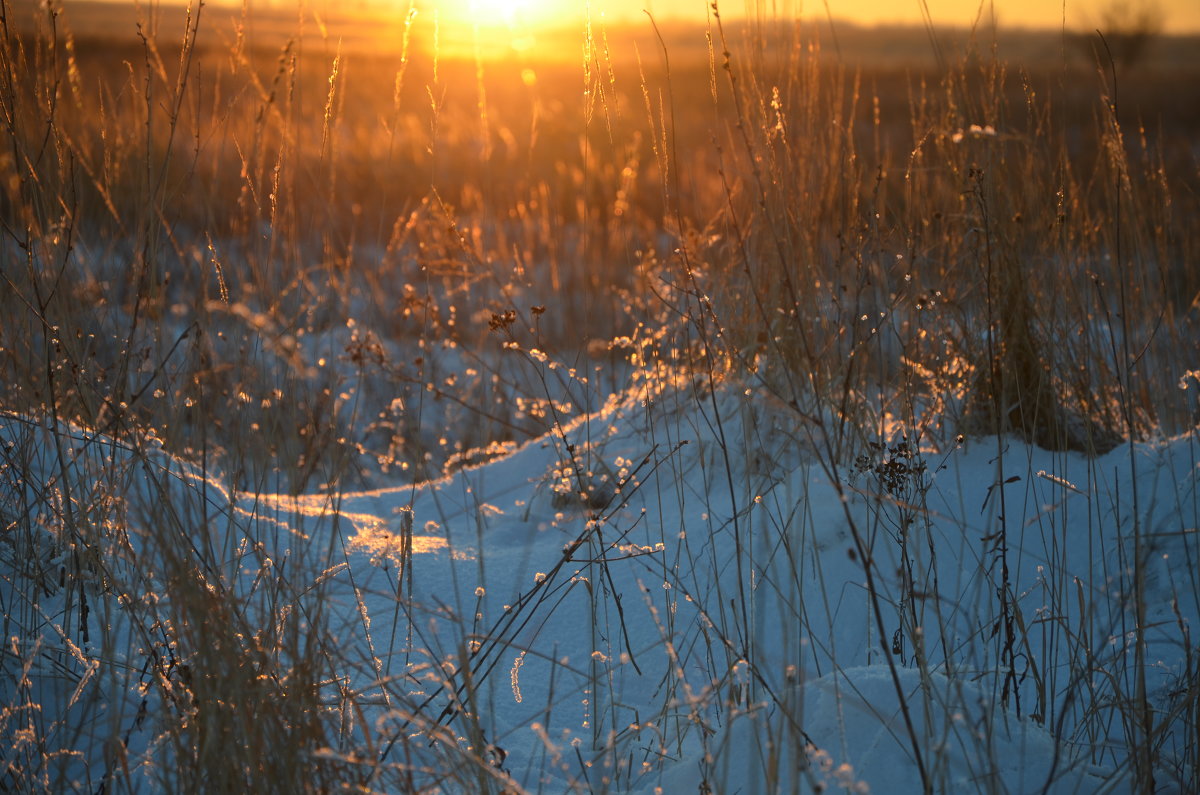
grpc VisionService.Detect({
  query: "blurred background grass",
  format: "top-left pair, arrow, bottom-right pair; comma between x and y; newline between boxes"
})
2,0 -> 1198,484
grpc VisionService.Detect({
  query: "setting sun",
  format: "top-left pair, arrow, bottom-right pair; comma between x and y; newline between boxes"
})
3,0 -> 1199,790
416,0 -> 587,58
433,0 -> 579,30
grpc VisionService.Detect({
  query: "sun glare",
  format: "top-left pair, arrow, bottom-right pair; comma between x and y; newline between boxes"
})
420,0 -> 583,58
436,0 -> 572,30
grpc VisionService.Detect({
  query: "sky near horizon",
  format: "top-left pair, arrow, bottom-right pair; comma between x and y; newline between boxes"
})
323,0 -> 1196,33
62,1 -> 1198,35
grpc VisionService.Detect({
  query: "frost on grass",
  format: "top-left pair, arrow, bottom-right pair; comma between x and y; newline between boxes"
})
3,386 -> 1197,792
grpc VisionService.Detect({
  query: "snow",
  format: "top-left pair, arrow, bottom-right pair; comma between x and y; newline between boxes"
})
2,381 -> 1197,792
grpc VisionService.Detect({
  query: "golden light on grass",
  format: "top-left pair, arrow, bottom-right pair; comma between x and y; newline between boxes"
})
2,0 -> 1199,788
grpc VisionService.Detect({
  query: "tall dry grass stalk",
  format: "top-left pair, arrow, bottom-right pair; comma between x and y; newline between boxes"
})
1,0 -> 1198,791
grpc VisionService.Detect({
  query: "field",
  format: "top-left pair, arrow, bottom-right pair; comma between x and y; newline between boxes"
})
2,0 -> 1199,792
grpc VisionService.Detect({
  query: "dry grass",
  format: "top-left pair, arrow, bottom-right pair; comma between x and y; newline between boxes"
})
2,0 -> 1198,791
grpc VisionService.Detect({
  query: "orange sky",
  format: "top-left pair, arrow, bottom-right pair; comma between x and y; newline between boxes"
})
99,0 -> 1195,36
407,0 -> 1195,33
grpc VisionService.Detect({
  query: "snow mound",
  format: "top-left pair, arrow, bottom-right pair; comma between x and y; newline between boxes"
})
2,391 -> 1197,792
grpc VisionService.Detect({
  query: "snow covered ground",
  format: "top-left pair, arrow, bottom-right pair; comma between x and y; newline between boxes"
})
2,378 -> 1197,792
